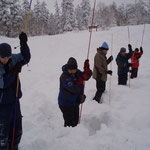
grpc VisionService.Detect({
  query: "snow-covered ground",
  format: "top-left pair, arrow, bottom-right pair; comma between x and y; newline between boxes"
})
1,24 -> 150,150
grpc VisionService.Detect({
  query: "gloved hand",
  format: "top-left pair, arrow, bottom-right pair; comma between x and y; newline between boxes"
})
19,32 -> 28,44
84,59 -> 89,68
128,44 -> 132,51
107,70 -> 112,75
84,59 -> 90,72
126,63 -> 132,67
140,46 -> 143,52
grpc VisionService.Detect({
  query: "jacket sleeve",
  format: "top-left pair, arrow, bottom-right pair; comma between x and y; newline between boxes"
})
136,51 -> 143,59
76,69 -> 92,84
10,43 -> 31,68
60,74 -> 83,94
95,54 -> 106,75
20,43 -> 31,65
127,48 -> 133,60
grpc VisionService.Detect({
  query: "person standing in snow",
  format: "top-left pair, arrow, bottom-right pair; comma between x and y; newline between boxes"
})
93,42 -> 113,103
58,57 -> 92,127
116,44 -> 132,85
0,32 -> 31,150
130,47 -> 143,79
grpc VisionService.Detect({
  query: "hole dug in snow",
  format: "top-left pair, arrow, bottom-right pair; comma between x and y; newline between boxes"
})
82,112 -> 112,136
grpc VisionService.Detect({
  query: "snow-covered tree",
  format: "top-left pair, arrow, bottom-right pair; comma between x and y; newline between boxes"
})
61,0 -> 75,31
40,1 -> 49,34
54,0 -> 62,34
48,13 -> 56,35
75,4 -> 83,30
0,0 -> 22,37
80,0 -> 91,29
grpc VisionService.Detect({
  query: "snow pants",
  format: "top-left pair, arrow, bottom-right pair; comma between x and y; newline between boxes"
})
0,102 -> 22,150
131,68 -> 138,79
59,105 -> 79,127
118,73 -> 128,85
93,79 -> 106,103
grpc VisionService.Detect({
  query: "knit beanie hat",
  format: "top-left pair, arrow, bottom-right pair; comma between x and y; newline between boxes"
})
99,42 -> 109,50
135,48 -> 139,52
120,47 -> 126,53
0,43 -> 12,58
67,57 -> 78,70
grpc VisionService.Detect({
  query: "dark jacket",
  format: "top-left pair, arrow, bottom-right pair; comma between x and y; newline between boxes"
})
58,65 -> 92,106
0,43 -> 31,105
93,50 -> 111,81
116,48 -> 132,76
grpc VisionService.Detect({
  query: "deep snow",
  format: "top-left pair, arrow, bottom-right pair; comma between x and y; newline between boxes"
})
1,24 -> 150,150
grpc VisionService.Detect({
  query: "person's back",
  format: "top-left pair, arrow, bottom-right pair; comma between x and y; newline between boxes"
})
130,47 -> 143,79
116,44 -> 132,85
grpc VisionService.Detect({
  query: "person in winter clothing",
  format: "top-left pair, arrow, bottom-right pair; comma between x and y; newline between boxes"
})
130,47 -> 143,79
58,57 -> 92,127
116,44 -> 132,85
0,32 -> 31,150
93,42 -> 113,103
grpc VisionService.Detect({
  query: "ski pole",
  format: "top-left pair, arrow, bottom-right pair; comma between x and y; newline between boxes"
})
128,26 -> 130,44
109,33 -> 113,105
11,1 -> 33,150
79,0 -> 96,124
127,25 -> 131,87
141,24 -> 145,46
14,0 -> 32,49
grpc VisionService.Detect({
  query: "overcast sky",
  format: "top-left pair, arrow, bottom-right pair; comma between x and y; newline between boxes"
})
33,0 -> 141,13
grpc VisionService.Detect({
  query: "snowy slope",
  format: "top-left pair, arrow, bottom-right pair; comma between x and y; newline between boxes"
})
1,24 -> 150,150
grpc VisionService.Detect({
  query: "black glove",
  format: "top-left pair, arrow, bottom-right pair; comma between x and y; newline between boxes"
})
128,44 -> 132,51
107,70 -> 112,75
140,47 -> 143,52
107,55 -> 113,63
126,63 -> 132,67
10,61 -> 24,74
19,32 -> 28,44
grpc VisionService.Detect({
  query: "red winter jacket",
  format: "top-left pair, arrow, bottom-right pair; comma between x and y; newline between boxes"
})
131,51 -> 143,68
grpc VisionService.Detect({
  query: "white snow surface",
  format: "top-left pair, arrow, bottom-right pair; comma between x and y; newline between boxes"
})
1,24 -> 150,150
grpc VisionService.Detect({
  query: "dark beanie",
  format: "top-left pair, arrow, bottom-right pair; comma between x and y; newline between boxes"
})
67,57 -> 78,70
135,48 -> 139,52
0,43 -> 12,58
120,47 -> 126,53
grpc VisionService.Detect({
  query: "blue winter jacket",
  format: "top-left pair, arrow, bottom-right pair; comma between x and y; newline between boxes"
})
116,49 -> 132,76
58,65 -> 92,106
0,43 -> 31,105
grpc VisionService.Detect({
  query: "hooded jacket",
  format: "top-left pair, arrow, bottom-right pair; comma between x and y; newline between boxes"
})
116,48 -> 132,75
58,64 -> 92,106
0,43 -> 31,104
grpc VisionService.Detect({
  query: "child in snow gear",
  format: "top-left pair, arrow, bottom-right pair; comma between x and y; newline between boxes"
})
116,44 -> 132,85
93,42 -> 113,103
0,32 -> 31,150
130,47 -> 143,79
58,57 -> 92,127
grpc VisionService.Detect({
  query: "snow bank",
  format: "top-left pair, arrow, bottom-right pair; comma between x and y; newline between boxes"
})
1,24 -> 150,150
